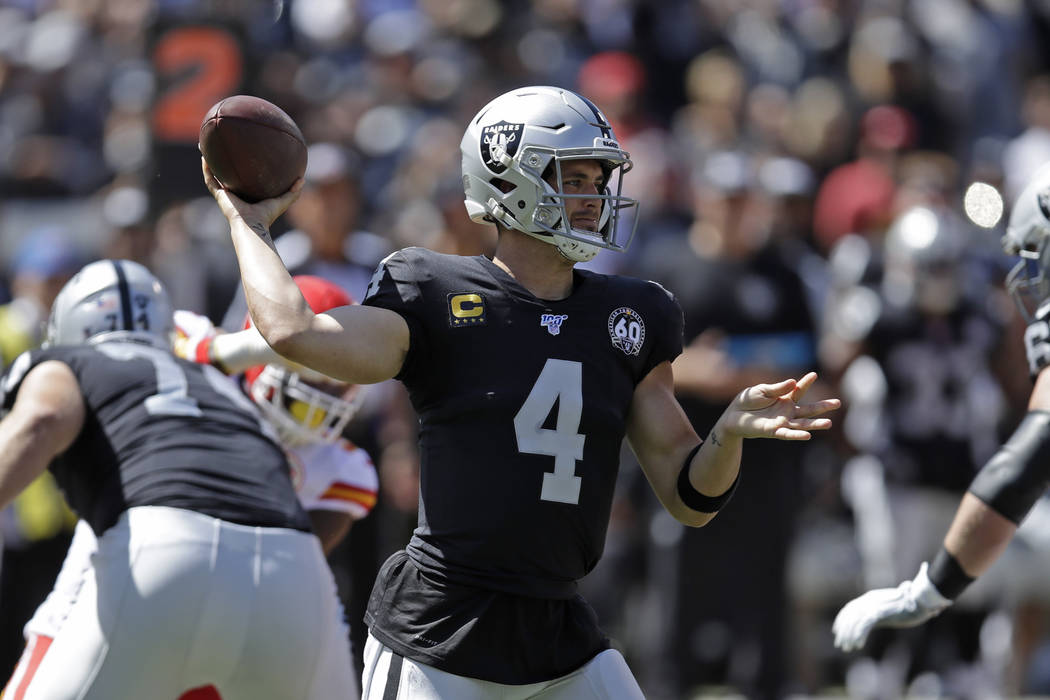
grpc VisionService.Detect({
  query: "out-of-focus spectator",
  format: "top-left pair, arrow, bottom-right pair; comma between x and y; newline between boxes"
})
756,155 -> 828,330
812,105 -> 913,255
221,142 -> 388,330
150,197 -> 242,324
576,50 -> 674,273
578,51 -> 648,140
671,49 -> 748,166
280,142 -> 383,298
0,226 -> 82,681
627,149 -> 821,699
0,226 -> 82,366
97,180 -> 153,265
1003,75 -> 1050,204
781,76 -> 853,170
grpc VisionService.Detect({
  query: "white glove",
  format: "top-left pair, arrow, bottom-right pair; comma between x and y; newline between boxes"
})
173,310 -> 277,373
832,561 -> 953,652
173,310 -> 219,365
209,324 -> 279,373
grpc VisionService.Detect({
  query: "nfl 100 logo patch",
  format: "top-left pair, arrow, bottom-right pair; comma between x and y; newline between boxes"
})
540,313 -> 568,336
608,307 -> 645,355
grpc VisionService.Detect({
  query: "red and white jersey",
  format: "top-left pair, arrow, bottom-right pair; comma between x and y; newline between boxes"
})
287,440 -> 378,519
173,309 -> 378,520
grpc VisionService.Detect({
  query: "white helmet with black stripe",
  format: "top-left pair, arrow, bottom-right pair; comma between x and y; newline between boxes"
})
460,85 -> 639,262
45,259 -> 175,349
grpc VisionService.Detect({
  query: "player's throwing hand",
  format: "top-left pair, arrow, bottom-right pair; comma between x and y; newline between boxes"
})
202,157 -> 303,231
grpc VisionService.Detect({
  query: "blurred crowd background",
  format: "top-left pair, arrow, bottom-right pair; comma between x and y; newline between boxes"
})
2,0 -> 1050,698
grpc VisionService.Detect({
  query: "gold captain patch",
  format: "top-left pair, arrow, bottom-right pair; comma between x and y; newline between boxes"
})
448,293 -> 487,327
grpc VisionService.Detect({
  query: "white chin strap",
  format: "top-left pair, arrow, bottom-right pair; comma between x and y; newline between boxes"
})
521,228 -> 600,262
553,234 -> 599,262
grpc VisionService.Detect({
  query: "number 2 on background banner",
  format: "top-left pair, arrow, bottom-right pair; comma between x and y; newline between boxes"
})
152,25 -> 243,143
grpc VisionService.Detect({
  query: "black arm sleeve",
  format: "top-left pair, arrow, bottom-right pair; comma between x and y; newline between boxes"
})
968,410 -> 1050,524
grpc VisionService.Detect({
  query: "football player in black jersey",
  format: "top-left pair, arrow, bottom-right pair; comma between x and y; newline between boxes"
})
205,85 -> 840,699
0,259 -> 356,699
834,167 -> 1050,653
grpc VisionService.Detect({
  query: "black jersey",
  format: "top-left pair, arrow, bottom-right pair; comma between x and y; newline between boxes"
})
865,301 -> 1005,491
1024,300 -> 1050,379
362,248 -> 682,682
365,248 -> 682,596
0,343 -> 312,536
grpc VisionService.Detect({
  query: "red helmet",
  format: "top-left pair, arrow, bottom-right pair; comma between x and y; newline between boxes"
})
243,275 -> 363,446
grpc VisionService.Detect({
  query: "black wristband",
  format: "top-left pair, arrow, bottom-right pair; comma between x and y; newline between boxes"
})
677,442 -> 740,514
927,547 -> 975,600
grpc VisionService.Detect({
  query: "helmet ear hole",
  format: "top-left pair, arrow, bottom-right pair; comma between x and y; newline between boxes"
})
491,178 -> 515,194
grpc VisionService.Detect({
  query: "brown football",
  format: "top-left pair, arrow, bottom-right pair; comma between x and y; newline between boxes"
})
199,95 -> 307,203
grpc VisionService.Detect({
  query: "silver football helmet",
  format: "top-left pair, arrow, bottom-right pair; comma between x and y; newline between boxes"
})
461,85 -> 639,262
1003,165 -> 1050,322
881,205 -> 966,315
45,259 -> 175,349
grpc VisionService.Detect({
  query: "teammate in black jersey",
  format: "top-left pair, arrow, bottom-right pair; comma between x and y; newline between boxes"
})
0,259 -> 356,699
206,85 -> 840,699
833,167 -> 1050,654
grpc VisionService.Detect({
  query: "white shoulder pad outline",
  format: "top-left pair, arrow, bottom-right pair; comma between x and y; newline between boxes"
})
363,250 -> 403,303
0,350 -> 35,407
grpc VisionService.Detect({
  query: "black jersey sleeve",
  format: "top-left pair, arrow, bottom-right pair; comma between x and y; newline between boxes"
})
640,279 -> 685,377
362,248 -> 430,384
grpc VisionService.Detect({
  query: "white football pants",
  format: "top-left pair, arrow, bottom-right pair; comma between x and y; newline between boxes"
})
3,506 -> 356,700
361,632 -> 645,699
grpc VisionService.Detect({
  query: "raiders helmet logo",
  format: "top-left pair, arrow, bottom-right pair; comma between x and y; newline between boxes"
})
480,121 -> 523,174
1039,188 -> 1050,221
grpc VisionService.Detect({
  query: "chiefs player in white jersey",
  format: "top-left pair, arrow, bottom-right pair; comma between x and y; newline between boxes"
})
172,274 -> 378,553
5,275 -> 376,700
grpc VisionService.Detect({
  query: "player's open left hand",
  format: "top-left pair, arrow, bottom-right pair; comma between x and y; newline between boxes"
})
721,371 -> 840,440
202,157 -> 303,230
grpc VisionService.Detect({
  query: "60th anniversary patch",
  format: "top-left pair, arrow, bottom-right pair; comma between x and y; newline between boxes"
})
608,307 -> 645,355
